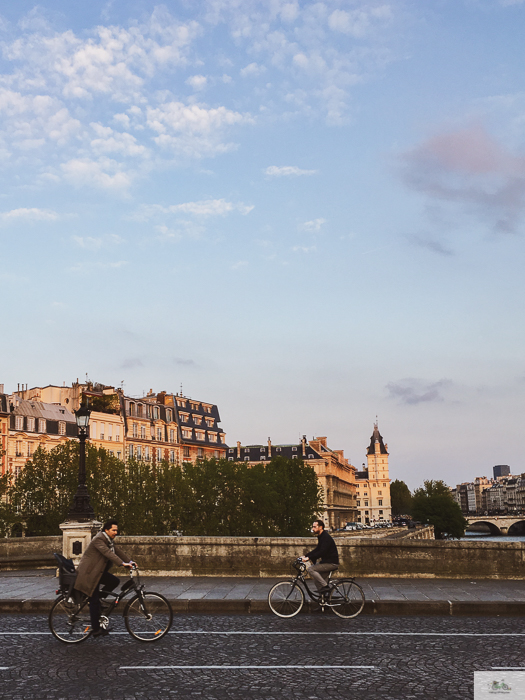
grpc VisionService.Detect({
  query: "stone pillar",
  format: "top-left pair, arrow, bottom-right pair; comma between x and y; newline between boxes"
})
59,520 -> 102,567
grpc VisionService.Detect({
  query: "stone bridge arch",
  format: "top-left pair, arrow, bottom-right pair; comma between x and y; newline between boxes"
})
507,520 -> 525,536
466,520 -> 503,536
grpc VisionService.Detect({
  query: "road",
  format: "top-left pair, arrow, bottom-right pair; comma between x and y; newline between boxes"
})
1,612 -> 524,699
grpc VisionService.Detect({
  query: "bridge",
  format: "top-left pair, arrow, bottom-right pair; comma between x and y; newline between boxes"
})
466,516 -> 525,536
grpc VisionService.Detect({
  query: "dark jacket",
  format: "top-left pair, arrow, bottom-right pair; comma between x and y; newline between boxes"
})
74,532 -> 129,597
306,530 -> 339,565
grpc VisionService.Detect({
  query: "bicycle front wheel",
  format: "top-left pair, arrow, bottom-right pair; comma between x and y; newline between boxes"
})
268,581 -> 304,618
124,592 -> 173,641
329,580 -> 365,618
48,595 -> 91,644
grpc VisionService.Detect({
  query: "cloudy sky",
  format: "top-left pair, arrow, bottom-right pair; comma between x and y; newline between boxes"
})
1,0 -> 525,489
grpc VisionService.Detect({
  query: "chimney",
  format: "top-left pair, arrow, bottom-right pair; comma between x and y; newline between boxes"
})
301,435 -> 307,457
237,440 -> 241,460
0,384 -> 3,394
267,437 -> 272,458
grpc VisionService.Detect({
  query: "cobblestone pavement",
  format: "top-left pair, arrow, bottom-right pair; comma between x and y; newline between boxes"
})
1,613 -> 525,699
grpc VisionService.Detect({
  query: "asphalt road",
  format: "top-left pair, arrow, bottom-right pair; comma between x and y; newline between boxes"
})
1,613 -> 525,699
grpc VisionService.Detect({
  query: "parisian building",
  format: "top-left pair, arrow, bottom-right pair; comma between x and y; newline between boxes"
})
354,423 -> 392,524
228,435 -> 358,530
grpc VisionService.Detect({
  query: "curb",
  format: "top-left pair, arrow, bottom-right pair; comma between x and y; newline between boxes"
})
2,598 -> 525,616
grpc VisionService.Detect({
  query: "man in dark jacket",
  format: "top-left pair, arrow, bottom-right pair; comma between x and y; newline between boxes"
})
302,519 -> 339,595
74,519 -> 134,637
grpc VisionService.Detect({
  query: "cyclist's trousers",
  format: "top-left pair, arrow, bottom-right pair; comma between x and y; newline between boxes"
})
309,563 -> 338,591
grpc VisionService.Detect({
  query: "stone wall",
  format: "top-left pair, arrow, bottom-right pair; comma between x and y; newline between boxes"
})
0,536 -> 61,570
2,534 -> 525,579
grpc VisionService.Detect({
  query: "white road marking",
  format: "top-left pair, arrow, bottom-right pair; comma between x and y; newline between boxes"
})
2,630 -> 525,637
120,665 -> 376,670
492,667 -> 525,670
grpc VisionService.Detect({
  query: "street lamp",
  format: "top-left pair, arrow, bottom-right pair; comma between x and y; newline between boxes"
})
66,404 -> 95,521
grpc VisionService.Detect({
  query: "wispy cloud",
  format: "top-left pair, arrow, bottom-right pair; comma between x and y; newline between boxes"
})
265,165 -> 317,177
299,218 -> 326,232
292,245 -> 316,253
399,123 -> 525,234
0,207 -> 59,222
386,378 -> 452,405
136,199 -> 254,220
409,235 -> 454,256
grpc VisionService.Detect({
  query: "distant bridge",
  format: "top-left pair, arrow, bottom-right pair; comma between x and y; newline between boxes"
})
466,516 -> 525,536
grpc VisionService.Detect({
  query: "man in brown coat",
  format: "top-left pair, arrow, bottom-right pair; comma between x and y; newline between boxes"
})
74,519 -> 134,637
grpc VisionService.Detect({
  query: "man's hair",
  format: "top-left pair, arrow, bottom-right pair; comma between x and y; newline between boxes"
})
103,519 -> 118,532
313,519 -> 325,530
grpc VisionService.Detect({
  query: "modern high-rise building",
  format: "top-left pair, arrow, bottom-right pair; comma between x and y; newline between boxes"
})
493,465 -> 511,479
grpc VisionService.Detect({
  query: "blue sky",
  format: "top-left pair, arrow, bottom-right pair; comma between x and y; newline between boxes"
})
1,0 -> 525,489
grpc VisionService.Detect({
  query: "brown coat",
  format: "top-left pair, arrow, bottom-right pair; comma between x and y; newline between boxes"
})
73,531 -> 129,597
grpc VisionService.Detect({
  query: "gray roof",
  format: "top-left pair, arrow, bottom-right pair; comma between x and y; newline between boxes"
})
12,399 -> 75,422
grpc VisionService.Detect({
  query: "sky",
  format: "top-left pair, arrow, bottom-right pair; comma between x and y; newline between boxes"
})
1,0 -> 525,490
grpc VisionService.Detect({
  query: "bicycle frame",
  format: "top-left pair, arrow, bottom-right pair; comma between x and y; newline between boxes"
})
287,565 -> 343,608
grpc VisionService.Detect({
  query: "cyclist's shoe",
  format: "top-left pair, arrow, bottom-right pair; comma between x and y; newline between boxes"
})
92,628 -> 110,638
319,585 -> 331,595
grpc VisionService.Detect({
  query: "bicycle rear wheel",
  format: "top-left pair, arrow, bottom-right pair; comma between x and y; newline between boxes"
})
48,595 -> 91,643
268,581 -> 304,617
329,580 -> 365,618
124,592 -> 173,641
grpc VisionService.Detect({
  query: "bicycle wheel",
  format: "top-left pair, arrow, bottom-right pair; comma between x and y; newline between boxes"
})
124,592 -> 173,641
268,581 -> 304,618
48,595 -> 91,643
328,580 -> 365,619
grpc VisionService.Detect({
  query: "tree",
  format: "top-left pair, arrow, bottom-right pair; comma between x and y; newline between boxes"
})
411,480 -> 467,539
390,479 -> 412,516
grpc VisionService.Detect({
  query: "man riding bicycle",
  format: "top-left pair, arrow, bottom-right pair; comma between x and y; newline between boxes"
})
73,519 -> 135,638
301,519 -> 339,596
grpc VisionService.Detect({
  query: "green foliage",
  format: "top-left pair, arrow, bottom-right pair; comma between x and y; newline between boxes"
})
390,479 -> 412,516
411,480 -> 468,539
6,445 -> 323,537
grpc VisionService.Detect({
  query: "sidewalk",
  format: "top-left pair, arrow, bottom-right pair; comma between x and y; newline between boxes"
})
1,569 -> 525,615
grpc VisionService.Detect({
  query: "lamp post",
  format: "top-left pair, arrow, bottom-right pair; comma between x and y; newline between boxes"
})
66,404 -> 95,521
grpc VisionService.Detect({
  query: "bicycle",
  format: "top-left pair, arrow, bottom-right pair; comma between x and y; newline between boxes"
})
49,553 -> 173,644
268,558 -> 365,619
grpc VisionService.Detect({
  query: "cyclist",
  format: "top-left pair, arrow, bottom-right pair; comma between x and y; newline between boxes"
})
73,519 -> 135,638
301,519 -> 339,596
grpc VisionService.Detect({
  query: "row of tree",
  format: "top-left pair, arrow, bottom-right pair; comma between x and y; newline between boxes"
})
390,478 -> 468,538
0,443 -> 324,538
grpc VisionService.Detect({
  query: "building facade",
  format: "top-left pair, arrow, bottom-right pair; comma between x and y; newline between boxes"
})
354,423 -> 392,524
229,435 -> 358,530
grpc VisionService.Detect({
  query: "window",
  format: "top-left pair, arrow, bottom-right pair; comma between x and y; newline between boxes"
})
15,416 -> 23,430
364,492 -> 368,496
59,421 -> 66,436
136,446 -> 142,459
177,399 -> 185,407
147,405 -> 152,418
183,446 -> 190,458
145,446 -> 151,461
378,500 -> 383,506
383,483 -> 386,487
153,407 -> 159,420
129,403 -> 135,416
229,448 -> 234,453
276,447 -> 281,452
15,441 -> 22,456
169,450 -> 175,463
214,451 -> 219,458
197,448 -> 204,458
357,500 -> 361,506
364,501 -> 368,506
365,511 -> 369,515
115,430 -> 120,442
244,448 -> 250,452
292,455 -> 297,459
129,445 -> 134,458
157,427 -> 162,441
208,433 -> 217,442
292,446 -> 297,452
190,403 -> 199,411
166,409 -> 172,422
140,425 -> 146,439
193,415 -> 202,425
378,491 -> 382,496
133,423 -> 138,438
27,418 -> 35,432
206,418 -> 214,427
379,510 -> 383,515
196,431 -> 205,441
107,424 -> 113,440
204,405 -> 211,414
137,404 -> 143,417
229,457 -> 234,461
308,454 -> 314,459
244,456 -> 250,461
117,451 -> 121,460
99,423 -> 104,440
180,413 -> 188,423
182,429 -> 192,439
169,429 -> 175,443
260,455 -> 266,461
27,442 -> 33,457
156,448 -> 162,461
260,447 -> 265,452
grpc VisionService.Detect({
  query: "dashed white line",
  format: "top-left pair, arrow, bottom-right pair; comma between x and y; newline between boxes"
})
120,665 -> 376,670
